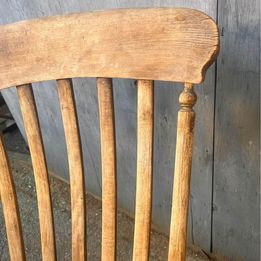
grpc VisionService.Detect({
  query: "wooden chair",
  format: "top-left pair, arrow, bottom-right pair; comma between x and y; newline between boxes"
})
0,8 -> 219,261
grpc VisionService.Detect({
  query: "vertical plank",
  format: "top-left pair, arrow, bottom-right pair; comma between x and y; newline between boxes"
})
56,79 -> 86,261
213,0 -> 260,260
97,78 -> 117,261
0,132 -> 25,261
133,80 -> 154,261
16,84 -> 56,261
168,83 -> 197,261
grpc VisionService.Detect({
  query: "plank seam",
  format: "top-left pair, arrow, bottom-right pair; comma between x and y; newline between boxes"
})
210,0 -> 219,253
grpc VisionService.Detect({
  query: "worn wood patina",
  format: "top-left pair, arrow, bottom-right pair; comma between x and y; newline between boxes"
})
0,8 -> 219,261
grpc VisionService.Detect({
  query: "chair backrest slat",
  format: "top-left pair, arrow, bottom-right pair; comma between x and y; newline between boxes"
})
56,79 -> 86,261
0,132 -> 25,261
0,8 -> 219,90
17,84 -> 56,261
97,77 -> 117,261
133,80 -> 154,261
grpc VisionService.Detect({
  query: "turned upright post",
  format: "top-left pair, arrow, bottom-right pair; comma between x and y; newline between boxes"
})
168,83 -> 197,261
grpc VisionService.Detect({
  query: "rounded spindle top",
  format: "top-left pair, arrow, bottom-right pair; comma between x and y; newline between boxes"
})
179,83 -> 197,109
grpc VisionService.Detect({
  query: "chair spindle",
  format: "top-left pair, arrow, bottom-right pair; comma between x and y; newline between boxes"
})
0,132 -> 25,261
133,80 -> 154,261
56,79 -> 87,261
168,83 -> 197,261
17,84 -> 56,261
97,78 -> 117,261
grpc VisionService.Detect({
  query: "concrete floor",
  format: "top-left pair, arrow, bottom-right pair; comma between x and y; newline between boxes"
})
0,129 -> 225,260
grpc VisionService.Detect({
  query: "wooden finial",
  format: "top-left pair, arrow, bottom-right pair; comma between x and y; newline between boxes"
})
179,83 -> 197,111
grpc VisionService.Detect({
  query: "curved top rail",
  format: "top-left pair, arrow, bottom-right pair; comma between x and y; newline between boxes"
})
0,8 -> 219,89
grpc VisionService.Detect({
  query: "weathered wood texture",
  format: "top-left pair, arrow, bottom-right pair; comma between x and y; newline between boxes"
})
133,80 -> 154,261
213,0 -> 260,260
0,8 -> 219,261
0,1 -> 259,261
16,84 -> 56,261
56,79 -> 86,261
0,132 -> 25,261
0,8 -> 218,89
97,78 -> 117,261
0,1 -> 218,253
168,83 -> 197,261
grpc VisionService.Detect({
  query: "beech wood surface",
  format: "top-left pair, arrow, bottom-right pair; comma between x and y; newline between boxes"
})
0,7 -> 220,260
56,79 -> 86,261
0,8 -> 219,90
133,80 -> 154,261
97,78 -> 117,261
17,84 -> 56,261
0,132 -> 25,261
168,83 -> 197,261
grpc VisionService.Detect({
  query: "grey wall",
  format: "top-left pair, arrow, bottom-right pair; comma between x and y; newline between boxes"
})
213,1 -> 260,260
0,0 -> 259,260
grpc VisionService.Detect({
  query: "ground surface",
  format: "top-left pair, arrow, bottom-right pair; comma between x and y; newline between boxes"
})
0,128 -> 225,260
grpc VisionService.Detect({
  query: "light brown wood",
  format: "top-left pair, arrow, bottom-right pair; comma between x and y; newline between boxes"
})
0,7 -> 220,260
0,8 -> 219,90
97,78 -> 117,261
133,80 -> 154,261
16,84 -> 56,261
168,83 -> 197,261
0,132 -> 25,261
56,79 -> 86,261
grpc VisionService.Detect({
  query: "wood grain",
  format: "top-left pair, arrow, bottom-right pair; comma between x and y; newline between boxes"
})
0,6 -> 221,260
0,8 -> 219,90
168,83 -> 197,261
97,78 -> 117,261
56,79 -> 86,261
0,132 -> 25,261
133,80 -> 154,261
17,84 -> 56,261
213,0 -> 260,259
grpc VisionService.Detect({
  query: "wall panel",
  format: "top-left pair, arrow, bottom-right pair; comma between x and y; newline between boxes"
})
213,0 -> 260,260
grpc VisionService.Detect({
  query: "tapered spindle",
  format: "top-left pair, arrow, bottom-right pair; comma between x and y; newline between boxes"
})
168,83 -> 197,261
17,84 -> 56,261
133,80 -> 154,261
0,131 -> 25,261
56,79 -> 86,261
97,78 -> 117,261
